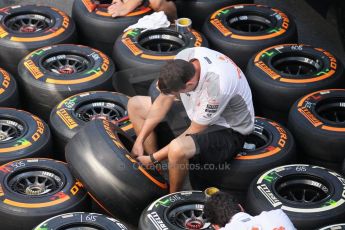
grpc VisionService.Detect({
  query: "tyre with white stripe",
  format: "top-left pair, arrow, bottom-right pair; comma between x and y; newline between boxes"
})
318,224 -> 345,230
246,164 -> 345,229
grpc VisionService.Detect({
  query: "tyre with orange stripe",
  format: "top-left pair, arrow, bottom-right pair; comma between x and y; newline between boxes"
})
246,44 -> 344,124
0,158 -> 90,229
17,44 -> 114,121
0,108 -> 52,165
246,164 -> 345,229
288,89 -> 345,163
72,0 -> 153,57
112,26 -> 208,93
202,4 -> 297,69
0,5 -> 76,75
175,0 -> 253,31
0,68 -> 19,108
65,119 -> 168,224
34,212 -> 128,230
189,117 -> 296,191
49,91 -> 135,160
139,191 -> 213,230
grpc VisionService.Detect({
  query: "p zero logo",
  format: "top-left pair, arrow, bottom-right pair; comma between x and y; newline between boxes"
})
23,60 -> 44,79
191,31 -> 203,47
82,0 -> 95,12
0,26 -> 8,38
102,120 -> 125,150
99,52 -> 110,72
298,107 -> 323,127
56,109 -> 78,129
210,19 -> 231,36
122,38 -> 143,56
255,61 -> 280,80
0,69 -> 10,94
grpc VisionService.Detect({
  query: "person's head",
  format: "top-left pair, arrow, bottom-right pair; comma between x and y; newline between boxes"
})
158,59 -> 199,95
203,191 -> 243,229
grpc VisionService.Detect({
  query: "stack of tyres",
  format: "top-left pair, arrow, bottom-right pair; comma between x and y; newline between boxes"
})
72,0 -> 153,57
0,5 -> 76,76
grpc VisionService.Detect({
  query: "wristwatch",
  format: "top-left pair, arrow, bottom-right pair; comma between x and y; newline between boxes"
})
149,154 -> 160,166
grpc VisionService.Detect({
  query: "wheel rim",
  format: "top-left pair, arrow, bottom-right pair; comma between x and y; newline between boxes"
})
0,119 -> 25,142
315,98 -> 345,125
275,175 -> 331,204
75,101 -> 127,123
242,125 -> 269,151
138,30 -> 186,52
42,53 -> 90,74
271,53 -> 322,76
8,170 -> 64,196
5,13 -> 52,32
227,13 -> 274,33
166,204 -> 211,229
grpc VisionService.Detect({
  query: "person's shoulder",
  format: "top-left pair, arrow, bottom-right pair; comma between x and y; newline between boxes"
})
255,209 -> 296,229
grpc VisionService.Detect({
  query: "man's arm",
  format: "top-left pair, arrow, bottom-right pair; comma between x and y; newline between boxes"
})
149,0 -> 177,22
108,0 -> 142,17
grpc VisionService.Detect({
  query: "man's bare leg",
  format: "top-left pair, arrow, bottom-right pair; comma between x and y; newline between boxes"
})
168,135 -> 196,193
128,96 -> 158,154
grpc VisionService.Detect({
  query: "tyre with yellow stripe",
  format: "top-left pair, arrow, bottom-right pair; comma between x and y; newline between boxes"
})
49,91 -> 135,160
189,117 -> 296,191
246,164 -> 345,229
0,5 -> 76,75
18,44 -> 114,121
65,119 -> 168,224
246,44 -> 344,124
0,108 -> 52,165
34,212 -> 128,230
0,68 -> 19,108
288,89 -> 345,163
0,158 -> 90,230
202,4 -> 297,69
72,0 -> 153,57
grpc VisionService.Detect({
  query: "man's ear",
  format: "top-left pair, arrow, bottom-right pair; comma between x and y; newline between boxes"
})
212,224 -> 221,230
238,203 -> 245,212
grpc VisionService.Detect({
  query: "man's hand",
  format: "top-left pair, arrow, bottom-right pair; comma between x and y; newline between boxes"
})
137,155 -> 153,168
107,0 -> 126,17
131,140 -> 145,157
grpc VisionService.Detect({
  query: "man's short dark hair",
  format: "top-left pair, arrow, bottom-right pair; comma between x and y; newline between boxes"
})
203,192 -> 242,227
158,59 -> 195,94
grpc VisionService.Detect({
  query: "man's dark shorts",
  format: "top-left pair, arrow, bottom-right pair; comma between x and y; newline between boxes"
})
187,125 -> 245,165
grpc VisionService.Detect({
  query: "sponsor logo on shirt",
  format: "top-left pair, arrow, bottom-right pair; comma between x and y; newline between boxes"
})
205,104 -> 219,113
203,56 -> 212,64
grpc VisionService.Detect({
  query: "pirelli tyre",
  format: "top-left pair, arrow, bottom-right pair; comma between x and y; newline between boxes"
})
318,224 -> 345,230
65,119 -> 168,224
0,158 -> 90,230
34,212 -> 128,230
17,44 -> 114,121
50,91 -> 135,159
246,44 -> 345,123
202,4 -> 297,69
0,5 -> 76,76
246,164 -> 345,229
288,89 -> 345,163
138,191 -> 213,230
0,108 -> 52,165
0,68 -> 20,108
189,117 -> 296,191
72,0 -> 153,57
175,0 -> 254,31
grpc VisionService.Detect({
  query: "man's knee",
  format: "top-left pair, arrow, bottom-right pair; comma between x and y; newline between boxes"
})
149,0 -> 163,10
168,139 -> 186,162
128,96 -> 151,115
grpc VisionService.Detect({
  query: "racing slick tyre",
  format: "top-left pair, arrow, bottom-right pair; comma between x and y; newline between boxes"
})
0,68 -> 20,108
246,44 -> 344,123
17,44 -> 114,121
0,5 -> 76,76
189,117 -> 296,191
34,212 -> 128,230
175,0 -> 254,31
50,91 -> 135,159
288,89 -> 345,162
65,119 -> 168,224
72,0 -> 153,57
0,158 -> 90,230
0,108 -> 52,165
202,4 -> 297,69
318,224 -> 345,230
138,191 -> 213,230
246,164 -> 345,229
112,26 -> 208,93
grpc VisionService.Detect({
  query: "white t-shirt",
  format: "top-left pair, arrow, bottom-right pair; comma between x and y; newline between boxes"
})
175,47 -> 254,135
221,210 -> 296,230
